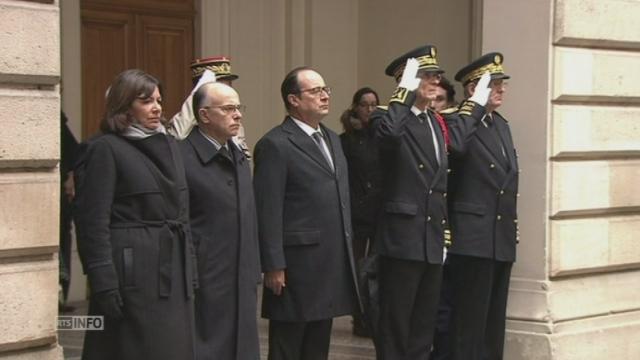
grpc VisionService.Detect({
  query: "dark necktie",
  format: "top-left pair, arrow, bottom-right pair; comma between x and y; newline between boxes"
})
418,113 -> 439,169
217,145 -> 232,161
311,132 -> 334,171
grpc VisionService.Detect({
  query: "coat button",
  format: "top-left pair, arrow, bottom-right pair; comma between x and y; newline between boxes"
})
427,216 -> 432,222
514,219 -> 518,223
497,215 -> 502,220
517,193 -> 521,197
499,190 -> 504,195
443,192 -> 447,198
490,163 -> 496,169
419,163 -> 425,169
441,219 -> 446,224
428,189 -> 433,194
447,168 -> 452,174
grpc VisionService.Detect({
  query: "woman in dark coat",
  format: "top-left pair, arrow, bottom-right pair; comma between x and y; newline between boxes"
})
339,87 -> 382,337
75,69 -> 197,360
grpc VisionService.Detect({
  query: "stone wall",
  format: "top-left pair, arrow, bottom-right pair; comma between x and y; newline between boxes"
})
484,0 -> 640,358
0,0 -> 63,358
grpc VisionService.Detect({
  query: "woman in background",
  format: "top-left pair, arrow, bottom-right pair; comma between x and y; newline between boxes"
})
339,87 -> 382,338
75,69 -> 196,360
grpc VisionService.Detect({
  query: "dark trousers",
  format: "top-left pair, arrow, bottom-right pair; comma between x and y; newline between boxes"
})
430,262 -> 453,360
267,319 -> 333,360
378,255 -> 442,360
448,254 -> 513,360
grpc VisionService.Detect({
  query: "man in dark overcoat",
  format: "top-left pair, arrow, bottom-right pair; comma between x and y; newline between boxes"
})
253,66 -> 360,360
447,52 -> 519,360
369,45 -> 490,359
179,82 -> 261,360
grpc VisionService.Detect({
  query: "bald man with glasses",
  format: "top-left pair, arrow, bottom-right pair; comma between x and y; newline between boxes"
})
179,82 -> 261,360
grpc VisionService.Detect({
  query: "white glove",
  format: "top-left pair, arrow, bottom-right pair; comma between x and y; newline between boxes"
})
469,71 -> 491,106
169,70 -> 217,139
398,58 -> 421,91
193,69 -> 217,93
443,246 -> 448,263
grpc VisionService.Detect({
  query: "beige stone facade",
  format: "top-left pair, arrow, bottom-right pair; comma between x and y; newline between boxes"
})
1,0 -> 637,358
0,0 -> 63,358
482,0 -> 640,358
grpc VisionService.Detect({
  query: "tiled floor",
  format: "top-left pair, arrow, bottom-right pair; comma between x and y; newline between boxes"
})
58,301 -> 376,360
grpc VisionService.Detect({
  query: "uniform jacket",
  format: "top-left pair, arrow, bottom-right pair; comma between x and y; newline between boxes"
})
75,133 -> 196,360
253,116 -> 359,321
371,92 -> 483,264
446,110 -> 519,262
179,128 -> 260,360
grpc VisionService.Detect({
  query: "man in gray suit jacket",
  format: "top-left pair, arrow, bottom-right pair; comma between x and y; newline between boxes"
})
253,67 -> 360,360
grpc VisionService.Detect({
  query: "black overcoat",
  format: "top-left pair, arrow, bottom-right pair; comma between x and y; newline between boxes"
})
447,110 -> 519,262
253,117 -> 359,321
179,128 -> 261,360
75,133 -> 196,360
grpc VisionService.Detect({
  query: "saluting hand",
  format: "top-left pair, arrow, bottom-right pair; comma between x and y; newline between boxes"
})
264,269 -> 286,296
470,71 -> 492,106
398,58 -> 421,91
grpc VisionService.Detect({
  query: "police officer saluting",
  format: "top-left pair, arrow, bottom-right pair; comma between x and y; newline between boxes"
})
370,45 -> 491,359
446,52 -> 519,360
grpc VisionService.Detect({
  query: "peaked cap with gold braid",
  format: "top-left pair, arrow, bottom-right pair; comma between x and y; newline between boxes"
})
454,52 -> 510,85
384,44 -> 444,81
190,56 -> 239,82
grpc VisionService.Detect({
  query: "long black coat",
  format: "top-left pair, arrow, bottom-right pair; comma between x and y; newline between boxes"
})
179,128 -> 261,360
75,133 -> 196,360
253,117 -> 359,321
340,127 -> 382,240
447,110 -> 519,262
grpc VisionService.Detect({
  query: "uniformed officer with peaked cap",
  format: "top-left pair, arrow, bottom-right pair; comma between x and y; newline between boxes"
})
369,44 -> 490,359
446,52 -> 519,360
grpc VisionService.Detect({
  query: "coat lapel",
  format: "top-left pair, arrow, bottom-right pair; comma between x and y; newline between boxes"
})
494,112 -> 517,171
404,113 -> 439,172
475,119 -> 508,171
282,117 -> 334,174
187,127 -> 219,165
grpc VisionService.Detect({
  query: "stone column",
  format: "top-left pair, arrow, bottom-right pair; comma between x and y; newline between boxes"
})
0,0 -> 63,358
483,0 -> 640,358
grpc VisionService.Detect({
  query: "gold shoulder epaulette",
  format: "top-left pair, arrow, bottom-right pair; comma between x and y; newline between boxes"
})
439,107 -> 458,115
389,87 -> 410,104
376,105 -> 389,111
458,99 -> 477,116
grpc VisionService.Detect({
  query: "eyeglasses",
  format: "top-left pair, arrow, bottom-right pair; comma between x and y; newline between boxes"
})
297,86 -> 331,96
202,104 -> 246,114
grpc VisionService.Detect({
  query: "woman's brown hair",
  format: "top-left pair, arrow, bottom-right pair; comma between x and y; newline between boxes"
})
99,69 -> 165,134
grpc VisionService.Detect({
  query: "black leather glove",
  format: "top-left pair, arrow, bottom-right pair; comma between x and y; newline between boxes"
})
93,288 -> 124,320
